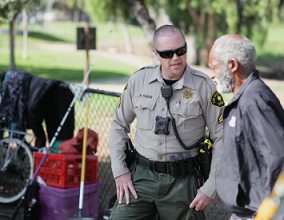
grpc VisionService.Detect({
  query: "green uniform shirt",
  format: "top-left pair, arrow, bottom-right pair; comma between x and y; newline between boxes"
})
109,64 -> 223,198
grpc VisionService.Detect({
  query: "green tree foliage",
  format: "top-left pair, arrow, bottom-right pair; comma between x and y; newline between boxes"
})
0,0 -> 32,70
84,0 -> 156,49
0,0 -> 31,22
155,0 -> 282,65
84,0 -> 131,22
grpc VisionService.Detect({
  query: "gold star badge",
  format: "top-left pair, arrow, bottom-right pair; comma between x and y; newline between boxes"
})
182,89 -> 194,100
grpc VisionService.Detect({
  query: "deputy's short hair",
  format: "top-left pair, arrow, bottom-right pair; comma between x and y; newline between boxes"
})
153,25 -> 185,48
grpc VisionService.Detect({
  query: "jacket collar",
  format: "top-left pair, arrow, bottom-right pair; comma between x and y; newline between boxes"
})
227,70 -> 259,106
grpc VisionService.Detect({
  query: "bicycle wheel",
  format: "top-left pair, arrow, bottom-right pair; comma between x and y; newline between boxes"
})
0,138 -> 33,203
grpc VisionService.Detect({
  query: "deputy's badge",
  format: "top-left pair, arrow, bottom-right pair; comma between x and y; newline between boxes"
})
117,95 -> 121,108
218,113 -> 223,124
123,83 -> 128,92
211,91 -> 225,108
182,89 -> 194,100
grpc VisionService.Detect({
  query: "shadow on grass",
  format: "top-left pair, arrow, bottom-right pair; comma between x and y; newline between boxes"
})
28,31 -> 73,43
0,65 -> 128,82
257,54 -> 284,66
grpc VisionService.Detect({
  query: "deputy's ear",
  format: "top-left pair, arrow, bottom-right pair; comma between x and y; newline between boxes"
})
153,48 -> 160,61
227,58 -> 238,73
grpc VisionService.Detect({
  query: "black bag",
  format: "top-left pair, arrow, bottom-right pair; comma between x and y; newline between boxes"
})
24,180 -> 41,220
102,193 -> 117,219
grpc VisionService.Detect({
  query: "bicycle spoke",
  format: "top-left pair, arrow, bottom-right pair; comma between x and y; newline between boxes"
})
0,142 -> 5,167
0,138 -> 33,203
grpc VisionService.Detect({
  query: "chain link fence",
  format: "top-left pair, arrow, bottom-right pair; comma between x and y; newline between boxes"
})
72,87 -> 135,219
70,85 -> 231,220
0,74 -> 231,219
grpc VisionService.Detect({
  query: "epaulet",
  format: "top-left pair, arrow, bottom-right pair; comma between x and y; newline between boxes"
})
191,68 -> 215,89
191,68 -> 210,79
133,64 -> 159,75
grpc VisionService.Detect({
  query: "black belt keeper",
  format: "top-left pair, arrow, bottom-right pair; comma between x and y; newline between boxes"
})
177,154 -> 185,176
170,156 -> 178,178
136,152 -> 198,178
185,152 -> 193,175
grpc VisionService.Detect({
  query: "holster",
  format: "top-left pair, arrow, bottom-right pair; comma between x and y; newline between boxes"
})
124,138 -> 136,169
198,138 -> 213,185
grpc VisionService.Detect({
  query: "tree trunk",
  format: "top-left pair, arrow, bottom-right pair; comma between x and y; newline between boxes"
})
74,8 -> 80,22
44,0 -> 54,29
0,23 -> 2,44
186,26 -> 196,65
236,0 -> 243,34
127,0 -> 156,48
207,13 -> 216,52
22,7 -> 28,60
121,21 -> 133,54
187,1 -> 207,65
9,19 -> 16,71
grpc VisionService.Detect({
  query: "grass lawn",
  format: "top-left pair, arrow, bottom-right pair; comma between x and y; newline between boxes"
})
0,49 -> 137,81
1,21 -> 145,45
253,22 -> 284,66
0,21 -> 283,82
0,22 -> 142,81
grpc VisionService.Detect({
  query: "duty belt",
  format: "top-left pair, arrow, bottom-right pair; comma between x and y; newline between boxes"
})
135,152 -> 199,178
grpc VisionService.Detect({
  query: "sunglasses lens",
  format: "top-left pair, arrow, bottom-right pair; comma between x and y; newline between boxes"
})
159,51 -> 174,59
156,44 -> 187,59
176,47 -> 187,56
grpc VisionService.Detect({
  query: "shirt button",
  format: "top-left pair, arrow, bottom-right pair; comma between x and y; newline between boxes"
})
162,108 -> 165,111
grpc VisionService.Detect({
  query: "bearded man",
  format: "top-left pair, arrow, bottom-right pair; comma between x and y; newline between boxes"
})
208,34 -> 284,220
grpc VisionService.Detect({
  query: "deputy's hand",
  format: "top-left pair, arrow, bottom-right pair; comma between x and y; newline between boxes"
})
189,189 -> 212,211
115,173 -> 138,205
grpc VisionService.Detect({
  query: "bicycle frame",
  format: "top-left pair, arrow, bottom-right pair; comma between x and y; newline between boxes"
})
0,128 -> 37,172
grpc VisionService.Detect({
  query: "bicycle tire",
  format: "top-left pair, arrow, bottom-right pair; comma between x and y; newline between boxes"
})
0,138 -> 33,203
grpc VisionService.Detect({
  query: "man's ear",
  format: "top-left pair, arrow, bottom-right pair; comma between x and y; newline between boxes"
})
227,58 -> 238,73
152,48 -> 160,61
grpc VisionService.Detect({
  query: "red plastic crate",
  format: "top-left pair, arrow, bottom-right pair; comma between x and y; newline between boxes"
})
33,152 -> 98,188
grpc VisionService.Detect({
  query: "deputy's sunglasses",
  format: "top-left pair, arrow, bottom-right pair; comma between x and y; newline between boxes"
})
155,42 -> 187,59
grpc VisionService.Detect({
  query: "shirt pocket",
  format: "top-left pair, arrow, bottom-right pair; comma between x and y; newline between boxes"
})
134,97 -> 157,130
171,104 -> 204,134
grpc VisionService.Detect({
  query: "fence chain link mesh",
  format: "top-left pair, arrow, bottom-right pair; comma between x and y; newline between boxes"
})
62,85 -> 231,220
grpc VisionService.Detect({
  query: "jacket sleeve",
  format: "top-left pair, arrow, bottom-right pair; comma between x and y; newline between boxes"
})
109,76 -> 136,179
199,79 -> 224,199
244,98 -> 284,195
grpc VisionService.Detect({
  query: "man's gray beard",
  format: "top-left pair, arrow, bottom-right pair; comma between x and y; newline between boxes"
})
215,68 -> 235,94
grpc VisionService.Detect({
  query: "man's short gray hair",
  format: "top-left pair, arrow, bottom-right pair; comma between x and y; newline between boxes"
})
153,25 -> 185,48
213,35 -> 257,74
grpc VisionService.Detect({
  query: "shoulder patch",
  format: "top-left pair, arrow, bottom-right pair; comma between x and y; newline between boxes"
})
211,91 -> 225,108
123,83 -> 128,92
117,95 -> 121,108
117,83 -> 128,108
218,113 -> 223,124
